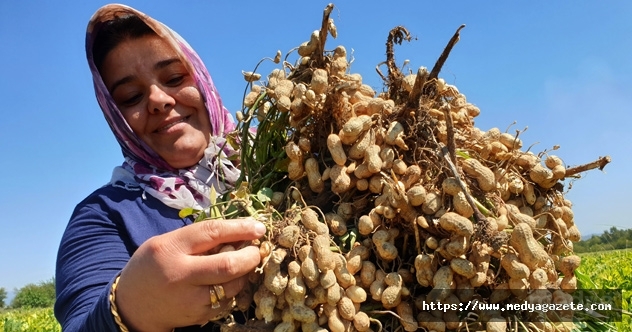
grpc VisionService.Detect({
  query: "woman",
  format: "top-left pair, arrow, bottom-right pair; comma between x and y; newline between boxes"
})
55,4 -> 264,331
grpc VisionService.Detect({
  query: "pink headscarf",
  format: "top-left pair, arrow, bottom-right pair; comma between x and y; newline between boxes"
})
86,4 -> 239,211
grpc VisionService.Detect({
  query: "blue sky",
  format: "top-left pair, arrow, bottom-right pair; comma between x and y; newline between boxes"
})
1,1 -> 630,294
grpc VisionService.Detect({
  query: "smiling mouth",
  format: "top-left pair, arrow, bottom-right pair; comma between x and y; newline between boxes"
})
156,115 -> 190,132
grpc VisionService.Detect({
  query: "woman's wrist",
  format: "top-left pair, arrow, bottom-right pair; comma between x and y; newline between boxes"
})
110,272 -> 175,332
109,275 -> 130,332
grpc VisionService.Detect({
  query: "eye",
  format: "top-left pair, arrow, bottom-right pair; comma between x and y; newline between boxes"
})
165,74 -> 185,86
119,93 -> 143,107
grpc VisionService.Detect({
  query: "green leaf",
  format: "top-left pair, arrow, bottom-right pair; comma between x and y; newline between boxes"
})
233,182 -> 250,200
210,186 -> 217,205
257,187 -> 273,202
179,207 -> 196,219
194,211 -> 208,223
576,268 -> 599,289
225,132 -> 240,150
210,205 -> 222,219
456,149 -> 471,159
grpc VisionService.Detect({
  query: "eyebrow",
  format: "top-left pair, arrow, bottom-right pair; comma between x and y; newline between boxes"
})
107,57 -> 183,95
155,58 -> 181,70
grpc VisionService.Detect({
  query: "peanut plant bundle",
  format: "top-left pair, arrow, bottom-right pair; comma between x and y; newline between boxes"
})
203,4 -> 612,332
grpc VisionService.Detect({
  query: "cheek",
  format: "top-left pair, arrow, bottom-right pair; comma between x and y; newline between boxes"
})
178,86 -> 204,107
121,109 -> 145,135
179,86 -> 211,130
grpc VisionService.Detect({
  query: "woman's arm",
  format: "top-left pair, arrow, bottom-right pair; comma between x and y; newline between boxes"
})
113,218 -> 265,331
56,190 -> 266,331
55,203 -> 130,332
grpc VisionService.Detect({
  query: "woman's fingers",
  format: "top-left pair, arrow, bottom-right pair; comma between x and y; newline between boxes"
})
204,274 -> 247,306
165,218 -> 265,284
195,275 -> 249,325
170,218 -> 266,255
188,245 -> 262,286
112,219 -> 265,331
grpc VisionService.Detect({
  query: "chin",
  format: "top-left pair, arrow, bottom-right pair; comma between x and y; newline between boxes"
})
166,159 -> 198,169
164,149 -> 206,169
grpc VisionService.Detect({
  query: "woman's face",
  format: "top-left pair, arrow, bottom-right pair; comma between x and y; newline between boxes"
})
101,35 -> 211,169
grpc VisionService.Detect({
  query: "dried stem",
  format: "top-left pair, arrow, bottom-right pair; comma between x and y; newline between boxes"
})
315,3 -> 334,66
407,66 -> 429,108
385,26 -> 412,99
438,144 -> 486,224
441,103 -> 457,164
565,155 -> 611,178
428,24 -> 465,81
414,216 -> 422,255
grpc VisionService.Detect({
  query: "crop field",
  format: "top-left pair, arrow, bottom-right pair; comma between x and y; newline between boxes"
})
0,249 -> 629,331
0,307 -> 60,332
575,248 -> 632,331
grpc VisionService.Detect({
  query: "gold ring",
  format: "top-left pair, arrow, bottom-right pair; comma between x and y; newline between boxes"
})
209,286 -> 220,309
213,285 -> 226,301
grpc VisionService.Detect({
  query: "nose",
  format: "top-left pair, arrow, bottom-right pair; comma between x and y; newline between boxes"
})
147,85 -> 175,114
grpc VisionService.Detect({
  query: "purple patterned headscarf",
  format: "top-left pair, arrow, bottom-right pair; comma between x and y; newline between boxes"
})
86,4 -> 239,211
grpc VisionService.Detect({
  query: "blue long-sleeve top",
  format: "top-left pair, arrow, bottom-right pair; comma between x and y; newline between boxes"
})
55,179 -> 214,331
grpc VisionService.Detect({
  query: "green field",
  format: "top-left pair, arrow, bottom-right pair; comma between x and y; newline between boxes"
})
0,307 -> 60,332
2,249 -> 630,331
574,248 -> 632,331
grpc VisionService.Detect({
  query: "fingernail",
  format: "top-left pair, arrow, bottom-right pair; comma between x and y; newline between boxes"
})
254,222 -> 266,236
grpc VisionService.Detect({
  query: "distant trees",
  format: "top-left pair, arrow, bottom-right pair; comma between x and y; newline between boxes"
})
10,278 -> 56,309
0,287 -> 6,308
574,227 -> 632,253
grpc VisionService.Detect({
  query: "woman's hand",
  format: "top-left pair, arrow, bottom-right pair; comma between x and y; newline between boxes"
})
114,218 -> 266,331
